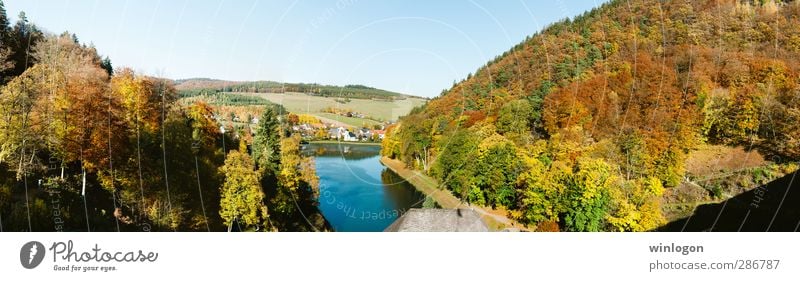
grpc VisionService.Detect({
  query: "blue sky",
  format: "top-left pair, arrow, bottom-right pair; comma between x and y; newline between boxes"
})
5,0 -> 606,97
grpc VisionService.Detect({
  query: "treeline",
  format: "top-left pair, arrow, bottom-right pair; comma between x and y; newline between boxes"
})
176,78 -> 412,100
0,2 -> 325,232
383,0 -> 800,231
180,91 -> 274,106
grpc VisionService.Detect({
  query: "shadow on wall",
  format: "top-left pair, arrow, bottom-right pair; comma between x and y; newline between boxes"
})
659,171 -> 800,232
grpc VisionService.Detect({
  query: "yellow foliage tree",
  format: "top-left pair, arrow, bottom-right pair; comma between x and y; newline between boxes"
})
606,176 -> 665,232
219,149 -> 269,231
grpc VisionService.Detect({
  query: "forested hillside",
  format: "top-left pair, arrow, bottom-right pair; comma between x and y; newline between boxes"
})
176,78 -> 418,100
0,1 -> 326,232
382,0 -> 800,231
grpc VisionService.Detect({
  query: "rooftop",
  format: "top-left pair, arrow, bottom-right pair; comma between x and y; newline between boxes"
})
384,208 -> 489,232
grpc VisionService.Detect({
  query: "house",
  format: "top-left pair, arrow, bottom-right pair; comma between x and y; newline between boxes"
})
336,126 -> 347,135
343,131 -> 358,142
357,128 -> 371,139
328,128 -> 340,139
251,117 -> 259,124
328,127 -> 358,141
371,130 -> 385,140
292,124 -> 313,132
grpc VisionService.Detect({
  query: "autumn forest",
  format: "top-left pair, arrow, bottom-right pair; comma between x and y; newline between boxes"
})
2,0 -> 800,232
382,0 -> 800,231
0,0 -> 325,231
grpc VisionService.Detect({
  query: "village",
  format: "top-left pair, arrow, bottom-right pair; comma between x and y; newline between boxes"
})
316,125 -> 385,142
219,110 -> 388,143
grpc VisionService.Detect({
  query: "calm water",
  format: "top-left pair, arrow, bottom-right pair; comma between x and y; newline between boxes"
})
305,143 -> 425,232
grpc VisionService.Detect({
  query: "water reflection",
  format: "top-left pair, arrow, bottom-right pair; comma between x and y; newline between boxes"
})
307,143 -> 425,232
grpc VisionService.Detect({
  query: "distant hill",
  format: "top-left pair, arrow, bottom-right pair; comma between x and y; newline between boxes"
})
382,0 -> 800,231
174,78 -> 243,90
175,78 -> 424,101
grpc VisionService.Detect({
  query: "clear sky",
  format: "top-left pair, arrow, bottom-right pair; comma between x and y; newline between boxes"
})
5,0 -> 606,97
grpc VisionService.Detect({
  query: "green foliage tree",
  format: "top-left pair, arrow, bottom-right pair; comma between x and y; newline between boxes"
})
527,80 -> 554,130
100,56 -> 113,77
263,133 -> 327,231
562,158 -> 615,232
397,115 -> 434,170
0,1 -> 9,37
9,11 -> 43,77
431,128 -> 479,197
496,99 -> 534,141
0,0 -> 13,82
252,105 -> 282,176
473,133 -> 521,209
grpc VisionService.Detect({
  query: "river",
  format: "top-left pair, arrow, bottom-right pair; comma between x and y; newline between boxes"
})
304,142 -> 426,232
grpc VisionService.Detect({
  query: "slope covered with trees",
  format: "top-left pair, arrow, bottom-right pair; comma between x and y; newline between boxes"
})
382,0 -> 800,231
0,2 -> 325,232
176,78 -> 420,100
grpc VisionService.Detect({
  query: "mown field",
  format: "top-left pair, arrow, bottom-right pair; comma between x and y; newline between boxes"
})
179,91 -> 427,128
315,112 -> 381,128
236,92 -> 427,123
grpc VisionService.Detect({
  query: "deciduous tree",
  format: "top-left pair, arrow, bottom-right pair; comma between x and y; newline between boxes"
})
219,148 -> 268,231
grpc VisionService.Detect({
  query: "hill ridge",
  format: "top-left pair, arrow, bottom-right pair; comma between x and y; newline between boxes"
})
174,77 -> 426,100
382,0 -> 800,232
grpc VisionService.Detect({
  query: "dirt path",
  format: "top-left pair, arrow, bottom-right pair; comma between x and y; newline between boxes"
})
380,156 -> 528,231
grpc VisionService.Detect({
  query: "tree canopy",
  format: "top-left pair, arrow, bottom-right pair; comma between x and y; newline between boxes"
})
382,0 -> 800,231
0,7 -> 326,231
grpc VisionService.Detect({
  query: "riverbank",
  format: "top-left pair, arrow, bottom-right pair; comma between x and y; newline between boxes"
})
380,156 -> 528,231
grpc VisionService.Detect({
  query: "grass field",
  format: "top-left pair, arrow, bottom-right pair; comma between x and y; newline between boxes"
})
235,92 -> 427,122
315,112 -> 381,128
